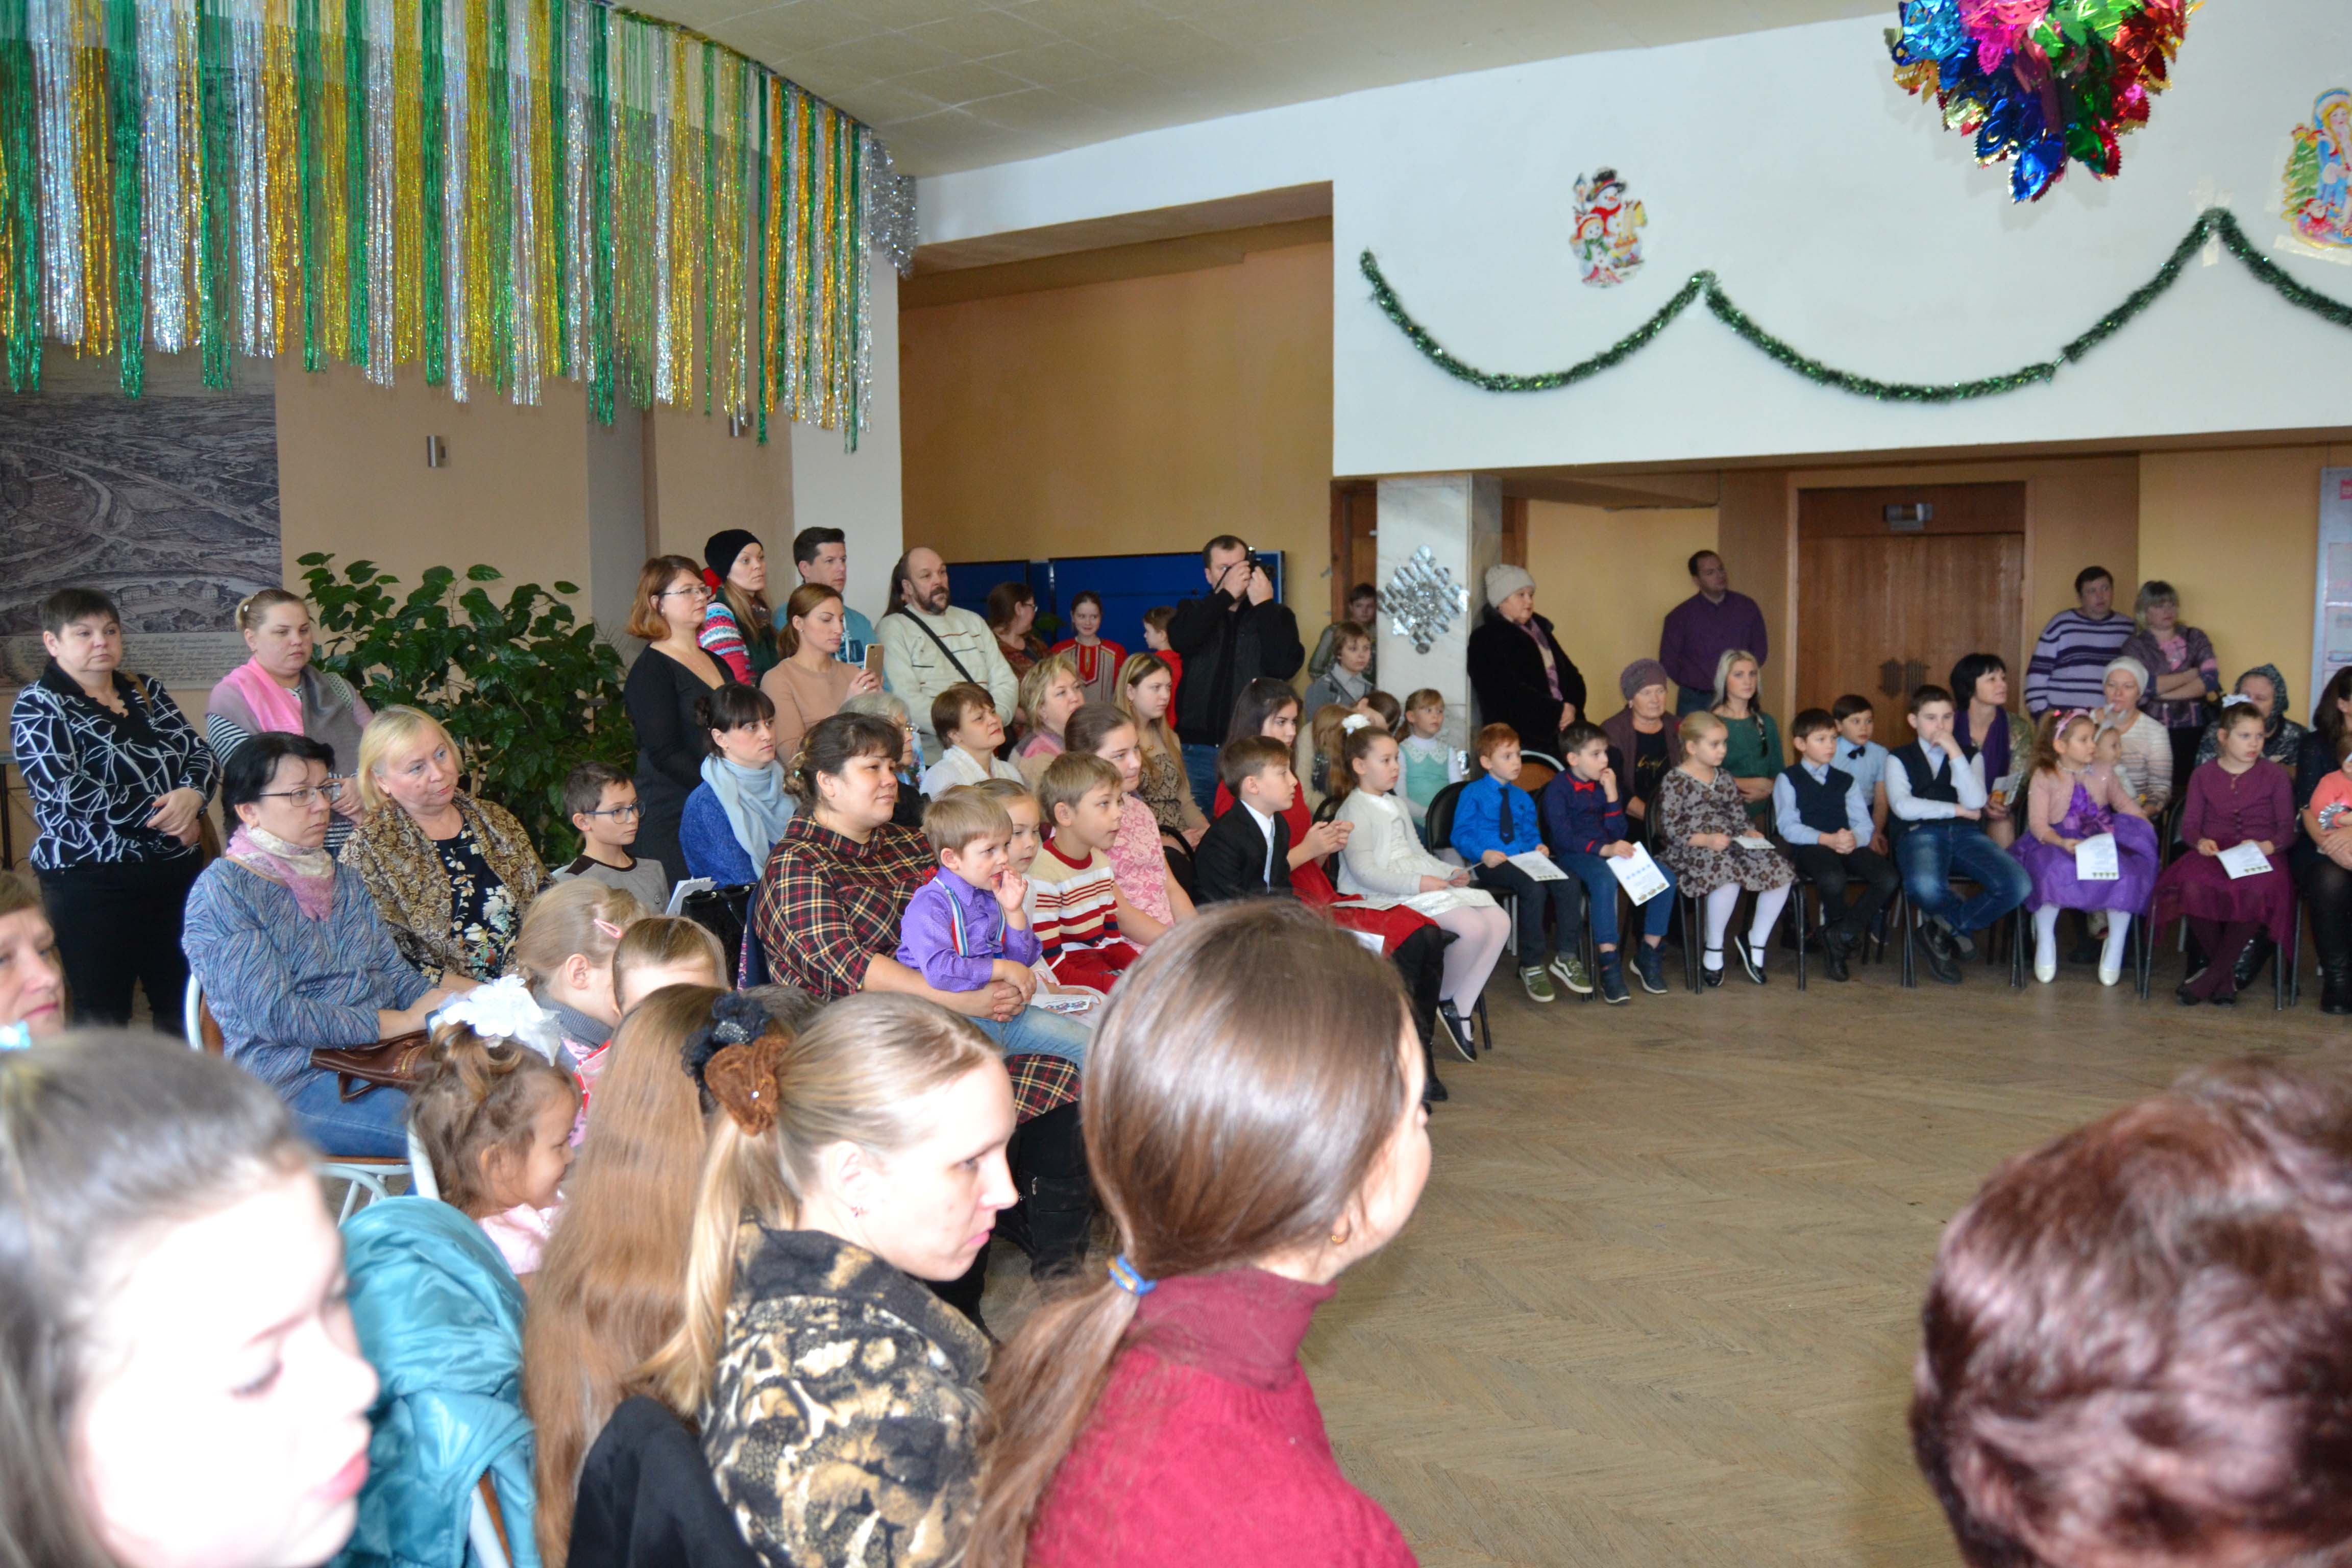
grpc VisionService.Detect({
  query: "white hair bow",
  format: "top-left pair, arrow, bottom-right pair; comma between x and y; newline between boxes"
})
1340,714 -> 1376,734
2221,693 -> 2259,713
434,975 -> 564,1062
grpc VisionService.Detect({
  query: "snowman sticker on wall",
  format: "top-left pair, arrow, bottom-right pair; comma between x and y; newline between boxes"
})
1571,168 -> 1646,287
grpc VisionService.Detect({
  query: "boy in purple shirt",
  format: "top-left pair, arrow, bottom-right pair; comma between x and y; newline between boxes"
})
896,786 -> 1091,1065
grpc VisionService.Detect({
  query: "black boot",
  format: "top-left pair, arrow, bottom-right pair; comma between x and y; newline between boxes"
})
2323,964 -> 2352,1016
2234,933 -> 2276,993
1421,1032 -> 1448,1103
1021,1173 -> 1097,1284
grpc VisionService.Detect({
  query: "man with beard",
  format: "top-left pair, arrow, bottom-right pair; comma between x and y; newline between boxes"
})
878,546 -> 1020,763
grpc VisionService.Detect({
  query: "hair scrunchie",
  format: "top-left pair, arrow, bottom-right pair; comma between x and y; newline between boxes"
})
681,992 -> 782,1128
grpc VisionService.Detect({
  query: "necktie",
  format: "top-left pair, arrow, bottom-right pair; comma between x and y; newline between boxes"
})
1497,789 -> 1515,841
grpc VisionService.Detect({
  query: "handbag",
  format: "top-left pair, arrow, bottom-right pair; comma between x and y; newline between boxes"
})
311,1030 -> 432,1102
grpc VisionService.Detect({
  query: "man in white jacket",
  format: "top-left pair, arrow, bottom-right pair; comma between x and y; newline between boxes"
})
878,547 -> 1019,763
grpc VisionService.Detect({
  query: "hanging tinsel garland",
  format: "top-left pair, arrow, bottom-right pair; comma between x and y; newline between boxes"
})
0,0 -> 906,448
1363,209 -> 2352,404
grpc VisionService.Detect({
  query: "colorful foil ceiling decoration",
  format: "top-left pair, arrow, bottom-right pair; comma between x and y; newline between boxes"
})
0,0 -> 916,449
1885,0 -> 2194,202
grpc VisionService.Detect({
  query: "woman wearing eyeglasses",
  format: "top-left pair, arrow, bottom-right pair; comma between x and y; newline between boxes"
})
182,731 -> 473,1155
623,555 -> 742,886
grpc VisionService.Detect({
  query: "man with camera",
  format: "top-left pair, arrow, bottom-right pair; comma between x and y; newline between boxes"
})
1168,534 -> 1304,811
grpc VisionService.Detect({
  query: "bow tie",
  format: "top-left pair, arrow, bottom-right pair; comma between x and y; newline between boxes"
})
1846,746 -> 1866,759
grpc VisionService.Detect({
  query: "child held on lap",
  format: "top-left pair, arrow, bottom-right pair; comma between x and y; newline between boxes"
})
1773,707 -> 1899,984
896,787 -> 1092,1066
1657,711 -> 1795,986
918,683 -> 1025,798
406,978 -> 580,1282
552,759 -> 672,910
1026,753 -> 1144,994
1451,723 -> 1588,1002
1540,721 -> 1676,1002
2013,709 -> 2155,987
975,777 -> 1101,1015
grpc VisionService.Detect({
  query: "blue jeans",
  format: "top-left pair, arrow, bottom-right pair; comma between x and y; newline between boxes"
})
1896,821 -> 2032,934
1557,850 -> 1677,947
282,1069 -> 413,1158
1182,743 -> 1222,815
974,1004 -> 1090,1068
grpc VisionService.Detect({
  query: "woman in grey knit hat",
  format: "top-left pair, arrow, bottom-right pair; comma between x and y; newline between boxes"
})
1601,658 -> 1681,828
1465,564 -> 1586,758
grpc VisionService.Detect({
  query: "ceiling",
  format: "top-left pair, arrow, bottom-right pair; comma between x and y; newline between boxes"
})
643,0 -> 1894,177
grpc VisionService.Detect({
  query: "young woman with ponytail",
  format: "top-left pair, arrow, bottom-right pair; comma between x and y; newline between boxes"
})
641,990 -> 1016,1568
968,900 -> 1430,1568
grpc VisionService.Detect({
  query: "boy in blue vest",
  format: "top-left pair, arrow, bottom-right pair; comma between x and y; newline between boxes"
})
1772,708 -> 1899,984
1452,723 -> 1588,1001
1884,684 -> 2033,985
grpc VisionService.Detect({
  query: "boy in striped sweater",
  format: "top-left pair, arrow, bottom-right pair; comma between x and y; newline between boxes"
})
1028,752 -> 1142,993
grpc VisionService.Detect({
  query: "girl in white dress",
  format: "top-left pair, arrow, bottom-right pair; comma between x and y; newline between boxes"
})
1332,716 -> 1510,1051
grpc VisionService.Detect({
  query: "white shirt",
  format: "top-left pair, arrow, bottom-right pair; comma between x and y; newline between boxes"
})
1885,741 -> 1989,821
918,745 -> 1024,799
1241,799 -> 1279,887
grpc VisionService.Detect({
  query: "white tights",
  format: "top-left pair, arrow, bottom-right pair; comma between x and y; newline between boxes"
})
2035,905 -> 2132,970
1432,903 -> 1511,1010
1701,884 -> 1791,970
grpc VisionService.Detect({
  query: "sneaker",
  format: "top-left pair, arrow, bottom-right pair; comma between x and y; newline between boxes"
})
1549,953 -> 1594,995
1633,945 -> 1670,995
1520,965 -> 1557,1003
1598,957 -> 1631,1004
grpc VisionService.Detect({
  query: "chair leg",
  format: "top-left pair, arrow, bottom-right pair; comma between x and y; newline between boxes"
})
1898,892 -> 1917,989
2135,904 -> 2152,1000
1681,894 -> 1701,994
1794,881 -> 1810,992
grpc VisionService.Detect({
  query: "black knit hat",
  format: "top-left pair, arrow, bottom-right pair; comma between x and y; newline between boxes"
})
704,529 -> 762,582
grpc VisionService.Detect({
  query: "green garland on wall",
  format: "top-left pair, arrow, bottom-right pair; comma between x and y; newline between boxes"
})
1362,209 -> 2352,403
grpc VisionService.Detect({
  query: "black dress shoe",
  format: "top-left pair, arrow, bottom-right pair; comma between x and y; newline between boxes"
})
2175,982 -> 2203,1007
1702,949 -> 1725,988
1935,917 -> 1977,959
1734,941 -> 1767,985
1822,934 -> 1852,983
2322,965 -> 2352,1016
1423,1067 -> 1449,1103
1437,1002 -> 1476,1062
1918,921 -> 1962,985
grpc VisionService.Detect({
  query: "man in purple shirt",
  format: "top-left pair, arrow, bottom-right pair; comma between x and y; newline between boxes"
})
895,797 -> 1091,1065
1660,551 -> 1771,715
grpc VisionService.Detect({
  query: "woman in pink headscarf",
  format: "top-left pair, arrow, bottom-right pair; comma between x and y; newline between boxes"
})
206,589 -> 373,852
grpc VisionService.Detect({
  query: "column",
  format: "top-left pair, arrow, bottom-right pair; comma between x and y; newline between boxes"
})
1375,474 -> 1501,754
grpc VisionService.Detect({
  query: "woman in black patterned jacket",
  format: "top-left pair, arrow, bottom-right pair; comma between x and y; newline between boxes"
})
9,587 -> 216,1023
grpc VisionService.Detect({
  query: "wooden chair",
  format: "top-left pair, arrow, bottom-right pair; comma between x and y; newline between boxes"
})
183,978 -> 412,1221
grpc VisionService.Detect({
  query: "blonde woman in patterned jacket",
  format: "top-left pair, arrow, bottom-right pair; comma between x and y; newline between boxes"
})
643,990 -> 1016,1568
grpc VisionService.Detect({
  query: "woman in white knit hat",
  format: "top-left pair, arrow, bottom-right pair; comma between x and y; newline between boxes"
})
1465,564 -> 1586,758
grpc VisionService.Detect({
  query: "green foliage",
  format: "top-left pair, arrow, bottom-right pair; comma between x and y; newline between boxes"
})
298,552 -> 634,859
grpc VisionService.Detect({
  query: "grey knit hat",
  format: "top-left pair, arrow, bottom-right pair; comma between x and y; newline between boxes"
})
1620,658 -> 1672,700
1484,564 -> 1535,607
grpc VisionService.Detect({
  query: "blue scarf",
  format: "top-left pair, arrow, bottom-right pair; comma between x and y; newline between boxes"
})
700,756 -> 798,871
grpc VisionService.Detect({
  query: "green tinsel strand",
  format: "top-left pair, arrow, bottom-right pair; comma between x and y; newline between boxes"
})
1703,281 -> 2060,402
699,39 -> 712,415
196,0 -> 231,387
546,0 -> 566,379
1359,249 -> 1705,393
295,0 -> 319,372
2211,208 -> 2352,330
0,0 -> 40,391
106,0 -> 143,397
486,0 -> 510,387
420,0 -> 444,385
2058,211 -> 2210,363
753,68 -> 765,445
586,3 -> 611,423
344,0 -> 365,370
842,116 -> 860,451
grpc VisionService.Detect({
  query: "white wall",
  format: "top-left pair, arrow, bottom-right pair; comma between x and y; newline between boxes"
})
921,1 -> 2351,475
793,246 -> 905,624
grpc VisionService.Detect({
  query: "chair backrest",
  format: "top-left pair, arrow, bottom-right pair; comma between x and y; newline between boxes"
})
568,1395 -> 762,1568
183,978 -> 224,1055
1517,757 -> 1559,794
1424,780 -> 1469,853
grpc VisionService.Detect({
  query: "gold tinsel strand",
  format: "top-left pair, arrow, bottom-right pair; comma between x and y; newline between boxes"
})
390,0 -> 418,364
72,0 -> 115,358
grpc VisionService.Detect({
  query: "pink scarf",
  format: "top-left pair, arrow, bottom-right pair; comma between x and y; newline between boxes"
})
226,825 -> 338,920
222,658 -> 304,735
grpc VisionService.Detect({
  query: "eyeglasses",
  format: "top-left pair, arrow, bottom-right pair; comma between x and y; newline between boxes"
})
660,583 -> 714,602
583,803 -> 644,820
257,781 -> 344,806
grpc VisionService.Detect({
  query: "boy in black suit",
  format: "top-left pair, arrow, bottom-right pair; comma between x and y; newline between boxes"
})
1193,736 -> 1297,902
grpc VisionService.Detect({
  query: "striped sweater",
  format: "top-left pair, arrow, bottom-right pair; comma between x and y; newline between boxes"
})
2023,609 -> 2134,716
1028,838 -> 1138,994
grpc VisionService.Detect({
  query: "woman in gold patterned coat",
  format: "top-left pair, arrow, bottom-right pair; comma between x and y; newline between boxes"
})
643,990 -> 1016,1568
340,706 -> 546,983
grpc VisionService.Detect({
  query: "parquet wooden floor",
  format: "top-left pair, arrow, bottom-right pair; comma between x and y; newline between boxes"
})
985,943 -> 2349,1566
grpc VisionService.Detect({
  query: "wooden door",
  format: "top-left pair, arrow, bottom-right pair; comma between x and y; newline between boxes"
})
1330,481 -> 1378,619
1796,484 -> 2025,717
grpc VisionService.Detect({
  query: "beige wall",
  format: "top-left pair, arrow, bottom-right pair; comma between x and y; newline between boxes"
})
898,240 -> 1332,620
1524,501 -> 1717,719
2139,444 -> 2352,707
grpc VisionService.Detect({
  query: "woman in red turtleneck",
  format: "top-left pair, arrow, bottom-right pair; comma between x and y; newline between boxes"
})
965,901 -> 1429,1568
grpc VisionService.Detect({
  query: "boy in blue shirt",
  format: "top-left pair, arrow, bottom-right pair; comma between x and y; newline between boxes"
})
1774,707 -> 1900,983
1540,721 -> 1677,1004
1452,723 -> 1589,1001
1831,693 -> 1893,853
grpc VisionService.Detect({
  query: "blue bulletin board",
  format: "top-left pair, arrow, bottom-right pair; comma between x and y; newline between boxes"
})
945,552 -> 1287,655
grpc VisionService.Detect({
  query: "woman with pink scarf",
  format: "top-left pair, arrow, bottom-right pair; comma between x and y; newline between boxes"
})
205,589 -> 373,851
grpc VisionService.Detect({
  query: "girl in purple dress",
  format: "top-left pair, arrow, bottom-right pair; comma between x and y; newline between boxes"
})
2153,703 -> 2298,1006
2013,711 -> 2155,987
